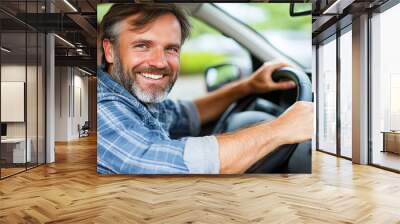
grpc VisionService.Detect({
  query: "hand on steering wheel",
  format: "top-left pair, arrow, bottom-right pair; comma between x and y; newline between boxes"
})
244,61 -> 297,94
211,63 -> 313,173
212,64 -> 312,134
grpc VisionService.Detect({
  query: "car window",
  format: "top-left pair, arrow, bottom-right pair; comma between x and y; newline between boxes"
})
169,17 -> 252,100
216,3 -> 312,70
180,17 -> 252,77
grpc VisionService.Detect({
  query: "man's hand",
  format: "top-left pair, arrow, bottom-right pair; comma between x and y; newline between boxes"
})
194,60 -> 298,125
217,101 -> 314,174
272,101 -> 314,144
244,61 -> 296,94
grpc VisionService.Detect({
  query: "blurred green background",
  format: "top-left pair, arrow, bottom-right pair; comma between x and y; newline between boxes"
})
182,4 -> 311,75
188,5 -> 310,39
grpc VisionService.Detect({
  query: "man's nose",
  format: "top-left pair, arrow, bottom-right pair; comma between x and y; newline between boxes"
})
148,47 -> 168,69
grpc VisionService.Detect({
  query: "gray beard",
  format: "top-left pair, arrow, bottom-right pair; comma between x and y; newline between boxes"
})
112,54 -> 176,104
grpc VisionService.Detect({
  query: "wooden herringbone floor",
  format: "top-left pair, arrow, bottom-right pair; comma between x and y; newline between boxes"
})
0,135 -> 400,224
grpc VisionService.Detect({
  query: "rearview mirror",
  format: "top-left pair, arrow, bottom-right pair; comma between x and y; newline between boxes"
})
205,64 -> 241,92
290,2 -> 312,16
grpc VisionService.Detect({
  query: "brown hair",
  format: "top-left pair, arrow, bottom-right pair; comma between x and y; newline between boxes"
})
99,3 -> 191,67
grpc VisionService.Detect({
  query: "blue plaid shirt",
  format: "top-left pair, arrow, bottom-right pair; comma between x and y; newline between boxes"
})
97,68 -> 220,174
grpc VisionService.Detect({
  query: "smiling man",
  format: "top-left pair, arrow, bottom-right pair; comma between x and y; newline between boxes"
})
97,3 -> 314,174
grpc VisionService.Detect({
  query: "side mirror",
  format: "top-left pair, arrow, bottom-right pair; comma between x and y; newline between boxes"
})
204,64 -> 241,92
290,2 -> 312,16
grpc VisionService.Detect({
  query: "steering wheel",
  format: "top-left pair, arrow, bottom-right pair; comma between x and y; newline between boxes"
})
211,67 -> 312,173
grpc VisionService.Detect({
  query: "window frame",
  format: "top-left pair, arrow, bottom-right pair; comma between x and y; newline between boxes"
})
314,22 -> 353,161
368,0 -> 400,173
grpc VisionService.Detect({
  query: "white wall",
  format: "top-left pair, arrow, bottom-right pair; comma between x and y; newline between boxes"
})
1,64 -> 46,164
1,65 -> 26,140
54,67 -> 89,141
71,72 -> 89,138
1,65 -> 34,138
55,66 -> 69,141
1,64 -> 25,127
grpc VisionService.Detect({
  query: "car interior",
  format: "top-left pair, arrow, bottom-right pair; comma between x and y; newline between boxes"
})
177,3 -> 313,173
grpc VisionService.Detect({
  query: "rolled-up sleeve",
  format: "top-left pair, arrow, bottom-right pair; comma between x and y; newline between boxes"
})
183,135 -> 220,174
163,100 -> 220,174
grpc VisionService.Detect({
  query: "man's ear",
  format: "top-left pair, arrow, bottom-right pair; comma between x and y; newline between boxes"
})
103,39 -> 115,64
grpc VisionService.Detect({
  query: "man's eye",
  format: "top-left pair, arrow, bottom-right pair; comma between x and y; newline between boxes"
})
167,48 -> 179,53
134,44 -> 147,49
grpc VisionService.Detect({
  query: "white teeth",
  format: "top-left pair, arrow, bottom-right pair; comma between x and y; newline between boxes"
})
140,72 -> 163,80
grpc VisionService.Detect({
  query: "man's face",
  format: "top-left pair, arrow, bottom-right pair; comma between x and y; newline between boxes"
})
108,13 -> 182,103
